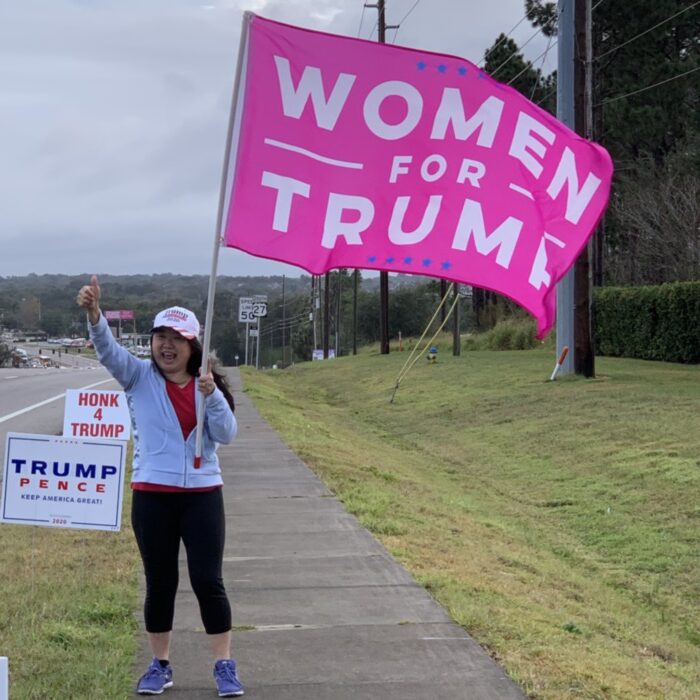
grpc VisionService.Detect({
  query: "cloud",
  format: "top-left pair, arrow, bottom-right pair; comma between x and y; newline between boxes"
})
0,0 -> 555,277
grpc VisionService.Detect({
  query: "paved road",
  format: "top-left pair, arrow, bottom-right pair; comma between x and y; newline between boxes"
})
0,365 -> 118,451
137,368 -> 527,699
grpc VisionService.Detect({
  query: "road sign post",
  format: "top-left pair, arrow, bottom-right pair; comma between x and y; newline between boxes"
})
239,296 -> 267,368
255,319 -> 261,369
251,295 -> 267,370
239,297 -> 254,366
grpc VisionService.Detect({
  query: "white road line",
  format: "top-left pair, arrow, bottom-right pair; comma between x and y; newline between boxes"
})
0,378 -> 115,425
264,138 -> 364,169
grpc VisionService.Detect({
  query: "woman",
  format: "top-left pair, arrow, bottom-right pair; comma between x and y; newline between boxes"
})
77,275 -> 244,697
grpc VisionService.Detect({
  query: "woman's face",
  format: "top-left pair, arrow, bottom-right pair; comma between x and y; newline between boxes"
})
151,328 -> 192,376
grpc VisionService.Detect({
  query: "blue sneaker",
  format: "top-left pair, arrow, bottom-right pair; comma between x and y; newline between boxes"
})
137,658 -> 173,695
214,659 -> 245,697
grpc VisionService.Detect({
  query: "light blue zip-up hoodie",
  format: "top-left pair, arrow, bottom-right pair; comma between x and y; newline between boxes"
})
89,314 -> 237,488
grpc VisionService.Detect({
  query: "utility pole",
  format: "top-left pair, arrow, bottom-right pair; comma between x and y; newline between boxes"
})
591,13 -> 605,288
367,0 -> 397,355
335,270 -> 342,356
452,284 -> 461,356
281,274 -> 286,365
352,270 -> 358,355
311,275 -> 318,350
556,0 -> 594,377
574,0 -> 594,377
555,0 -> 576,377
323,271 -> 330,359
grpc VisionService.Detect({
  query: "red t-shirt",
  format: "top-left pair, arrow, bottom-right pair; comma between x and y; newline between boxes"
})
166,377 -> 197,439
132,378 -> 219,493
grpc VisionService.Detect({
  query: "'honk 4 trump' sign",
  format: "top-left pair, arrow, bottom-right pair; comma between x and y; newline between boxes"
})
224,14 -> 613,337
63,389 -> 131,441
1,433 -> 127,531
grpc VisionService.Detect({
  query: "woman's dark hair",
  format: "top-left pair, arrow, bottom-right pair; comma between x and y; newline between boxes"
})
150,332 -> 235,412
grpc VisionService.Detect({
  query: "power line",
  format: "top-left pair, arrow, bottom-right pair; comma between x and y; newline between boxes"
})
596,64 -> 700,106
490,21 -> 555,78
391,0 -> 421,42
507,38 -> 559,86
258,311 -> 311,336
260,309 -> 310,328
357,2 -> 366,37
595,1 -> 700,61
366,18 -> 378,40
480,12 -> 531,66
530,29 -> 557,100
536,84 -> 558,109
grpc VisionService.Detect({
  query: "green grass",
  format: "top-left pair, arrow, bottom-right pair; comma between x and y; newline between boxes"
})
0,466 -> 139,699
241,341 -> 700,699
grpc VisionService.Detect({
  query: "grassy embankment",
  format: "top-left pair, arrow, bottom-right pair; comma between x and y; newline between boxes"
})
241,340 -> 700,699
0,464 -> 138,698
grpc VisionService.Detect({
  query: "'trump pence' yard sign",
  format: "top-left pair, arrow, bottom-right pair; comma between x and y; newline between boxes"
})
1,433 -> 127,531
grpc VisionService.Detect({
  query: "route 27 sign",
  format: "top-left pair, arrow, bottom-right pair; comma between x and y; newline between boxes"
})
252,295 -> 268,318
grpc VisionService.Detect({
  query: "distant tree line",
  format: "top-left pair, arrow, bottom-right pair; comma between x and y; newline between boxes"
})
0,272 -> 436,367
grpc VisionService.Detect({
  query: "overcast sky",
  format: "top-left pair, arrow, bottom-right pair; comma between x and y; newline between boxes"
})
1,0 -> 555,279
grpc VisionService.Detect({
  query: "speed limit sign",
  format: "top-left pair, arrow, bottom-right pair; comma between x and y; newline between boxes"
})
238,297 -> 255,322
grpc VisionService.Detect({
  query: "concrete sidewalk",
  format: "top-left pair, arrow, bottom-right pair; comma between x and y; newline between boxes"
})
135,368 -> 526,699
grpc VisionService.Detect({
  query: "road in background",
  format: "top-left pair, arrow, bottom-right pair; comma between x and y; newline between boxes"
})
10,341 -> 103,371
0,365 -> 118,459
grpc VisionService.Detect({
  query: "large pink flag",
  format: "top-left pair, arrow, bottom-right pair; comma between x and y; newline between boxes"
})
224,14 -> 613,337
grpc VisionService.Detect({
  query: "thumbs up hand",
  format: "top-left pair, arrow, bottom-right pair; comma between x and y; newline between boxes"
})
77,275 -> 102,325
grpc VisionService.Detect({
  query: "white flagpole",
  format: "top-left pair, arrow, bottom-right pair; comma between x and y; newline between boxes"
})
194,11 -> 254,467
0,656 -> 8,700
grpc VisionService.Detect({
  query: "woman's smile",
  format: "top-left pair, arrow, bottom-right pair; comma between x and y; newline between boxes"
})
151,329 -> 192,376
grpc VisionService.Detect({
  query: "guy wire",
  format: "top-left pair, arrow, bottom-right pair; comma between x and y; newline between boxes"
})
390,285 -> 460,403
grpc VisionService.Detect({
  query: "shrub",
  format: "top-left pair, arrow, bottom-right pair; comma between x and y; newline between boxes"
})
593,282 -> 700,363
465,317 -> 538,351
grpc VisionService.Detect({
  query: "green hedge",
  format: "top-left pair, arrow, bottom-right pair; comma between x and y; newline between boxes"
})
593,282 -> 700,364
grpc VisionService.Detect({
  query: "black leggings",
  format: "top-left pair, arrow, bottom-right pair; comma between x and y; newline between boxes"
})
131,488 -> 232,635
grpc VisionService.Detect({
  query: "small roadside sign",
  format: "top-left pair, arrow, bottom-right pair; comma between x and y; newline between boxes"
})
1,433 -> 127,531
63,389 -> 131,441
252,295 -> 268,318
238,297 -> 255,323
